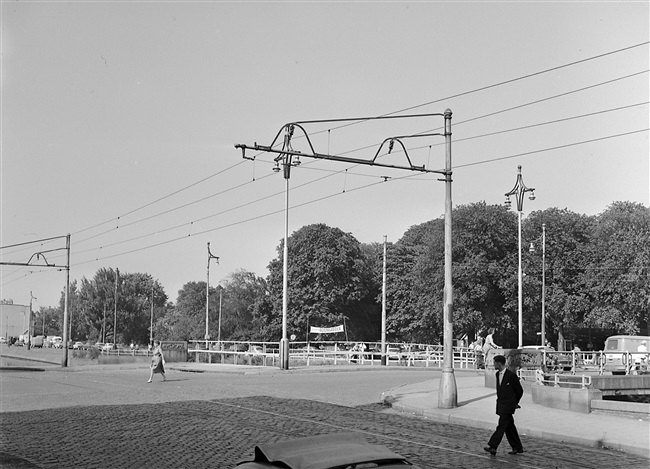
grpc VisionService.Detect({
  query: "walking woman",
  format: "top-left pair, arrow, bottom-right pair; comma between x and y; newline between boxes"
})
148,340 -> 166,383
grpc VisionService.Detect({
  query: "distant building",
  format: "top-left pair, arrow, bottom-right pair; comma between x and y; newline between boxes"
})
0,300 -> 30,339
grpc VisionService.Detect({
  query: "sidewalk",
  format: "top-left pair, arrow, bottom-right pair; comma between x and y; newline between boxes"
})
381,372 -> 650,458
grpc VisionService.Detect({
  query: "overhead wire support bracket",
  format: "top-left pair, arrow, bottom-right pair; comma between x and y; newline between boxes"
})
235,111 -> 450,175
235,132 -> 448,175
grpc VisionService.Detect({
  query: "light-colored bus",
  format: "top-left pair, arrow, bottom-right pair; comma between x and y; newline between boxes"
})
603,335 -> 650,374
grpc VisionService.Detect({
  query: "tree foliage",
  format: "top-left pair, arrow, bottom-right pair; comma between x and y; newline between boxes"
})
264,224 -> 380,342
581,202 -> 650,335
50,201 -> 648,350
62,268 -> 167,344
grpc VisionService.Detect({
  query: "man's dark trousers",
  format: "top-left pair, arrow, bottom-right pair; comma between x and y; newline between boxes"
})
488,368 -> 524,451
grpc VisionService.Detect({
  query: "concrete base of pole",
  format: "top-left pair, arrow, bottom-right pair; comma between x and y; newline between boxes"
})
437,367 -> 458,408
381,356 -> 387,366
279,338 -> 289,370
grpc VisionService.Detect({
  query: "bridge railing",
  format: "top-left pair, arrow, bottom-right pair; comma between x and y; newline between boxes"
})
186,340 -> 478,369
518,369 -> 592,388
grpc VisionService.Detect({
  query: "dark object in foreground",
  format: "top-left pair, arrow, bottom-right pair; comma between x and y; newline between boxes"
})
236,432 -> 422,468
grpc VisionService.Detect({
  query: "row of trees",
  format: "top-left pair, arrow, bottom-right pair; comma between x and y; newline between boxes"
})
42,201 -> 649,350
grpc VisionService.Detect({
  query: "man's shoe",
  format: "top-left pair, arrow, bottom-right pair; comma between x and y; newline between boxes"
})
483,446 -> 497,456
508,449 -> 524,455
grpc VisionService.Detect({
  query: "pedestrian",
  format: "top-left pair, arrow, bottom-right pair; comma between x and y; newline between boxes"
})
483,328 -> 499,358
484,355 -> 524,456
148,340 -> 166,383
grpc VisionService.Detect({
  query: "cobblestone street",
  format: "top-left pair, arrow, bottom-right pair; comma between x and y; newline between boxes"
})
2,395 -> 648,469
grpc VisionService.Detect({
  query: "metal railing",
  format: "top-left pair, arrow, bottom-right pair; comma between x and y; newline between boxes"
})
537,350 -> 649,376
186,340 -> 649,375
186,340 -> 478,369
518,368 -> 592,388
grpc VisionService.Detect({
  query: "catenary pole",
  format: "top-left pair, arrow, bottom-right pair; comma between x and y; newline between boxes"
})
62,234 -> 70,367
381,235 -> 387,366
438,109 -> 458,408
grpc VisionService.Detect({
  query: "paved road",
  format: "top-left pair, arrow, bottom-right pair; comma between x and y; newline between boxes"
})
1,366 -> 648,469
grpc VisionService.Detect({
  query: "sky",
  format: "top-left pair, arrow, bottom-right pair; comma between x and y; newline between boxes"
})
1,1 -> 648,309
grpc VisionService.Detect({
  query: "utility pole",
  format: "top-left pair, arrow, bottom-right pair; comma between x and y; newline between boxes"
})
206,242 -> 220,347
27,291 -> 36,350
438,109 -> 456,408
235,109 -> 454,400
62,234 -> 70,366
217,286 -> 223,343
381,235 -> 387,366
150,281 -> 155,345
113,268 -> 119,347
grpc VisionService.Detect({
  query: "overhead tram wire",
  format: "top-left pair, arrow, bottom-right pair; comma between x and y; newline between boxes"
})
73,175 -> 395,266
70,160 -> 248,238
19,85 -> 648,267
70,90 -> 650,263
286,41 -> 650,137
71,127 -> 647,267
396,101 -> 650,155
72,170 -> 342,259
63,43 -> 650,251
33,44 -> 649,266
73,168 -> 275,246
255,71 -> 648,186
451,128 -> 649,171
288,69 -> 649,165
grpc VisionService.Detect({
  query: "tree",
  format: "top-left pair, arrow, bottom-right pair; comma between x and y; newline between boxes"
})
70,268 -> 167,344
35,306 -> 60,337
265,224 -> 379,342
168,281 -> 209,341
386,203 -> 518,345
219,270 -> 268,340
385,220 -> 443,343
523,208 -> 592,349
581,202 -> 650,335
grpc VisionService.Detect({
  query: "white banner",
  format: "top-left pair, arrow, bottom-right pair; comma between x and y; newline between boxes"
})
310,325 -> 344,334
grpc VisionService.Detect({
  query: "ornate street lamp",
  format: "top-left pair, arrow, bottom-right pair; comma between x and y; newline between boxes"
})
505,165 -> 535,348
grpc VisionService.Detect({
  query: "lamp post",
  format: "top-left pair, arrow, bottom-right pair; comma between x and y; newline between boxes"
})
529,223 -> 546,347
504,165 -> 535,348
27,292 -> 36,350
217,286 -> 223,343
381,235 -> 387,366
274,125 -> 301,370
113,268 -> 120,347
206,242 -> 220,346
149,281 -> 155,345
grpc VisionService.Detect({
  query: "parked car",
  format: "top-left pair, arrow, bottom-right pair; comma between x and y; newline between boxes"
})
603,335 -> 650,375
102,343 -> 115,352
73,341 -> 85,350
0,336 -> 6,344
236,432 -> 422,468
51,336 -> 63,349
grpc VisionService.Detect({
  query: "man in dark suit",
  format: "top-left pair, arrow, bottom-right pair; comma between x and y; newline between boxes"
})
484,354 -> 525,456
